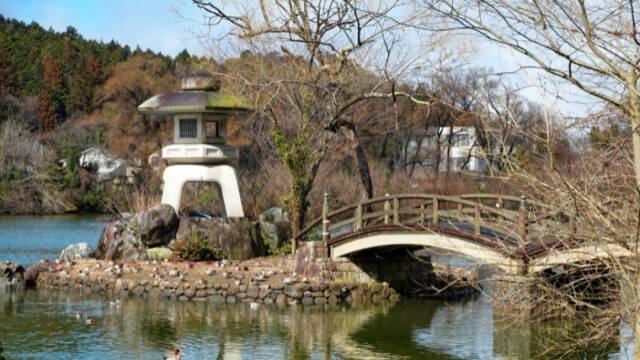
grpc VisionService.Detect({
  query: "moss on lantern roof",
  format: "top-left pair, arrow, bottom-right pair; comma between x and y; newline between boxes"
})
137,91 -> 253,115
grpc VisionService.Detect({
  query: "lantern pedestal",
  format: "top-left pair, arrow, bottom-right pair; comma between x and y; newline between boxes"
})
160,164 -> 244,217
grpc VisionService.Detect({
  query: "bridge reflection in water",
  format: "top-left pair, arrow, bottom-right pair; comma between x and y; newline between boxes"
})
0,291 -> 629,359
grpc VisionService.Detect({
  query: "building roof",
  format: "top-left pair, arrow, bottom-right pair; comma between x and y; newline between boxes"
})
138,70 -> 252,115
137,91 -> 253,115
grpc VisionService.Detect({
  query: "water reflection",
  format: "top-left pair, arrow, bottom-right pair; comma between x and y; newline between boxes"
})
0,291 -> 632,359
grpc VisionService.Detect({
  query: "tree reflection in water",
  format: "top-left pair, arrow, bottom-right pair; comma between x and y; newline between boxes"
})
0,291 -> 631,359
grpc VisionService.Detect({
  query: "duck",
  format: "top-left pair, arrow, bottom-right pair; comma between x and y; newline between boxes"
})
75,312 -> 82,320
108,299 -> 120,308
84,317 -> 92,325
163,348 -> 181,360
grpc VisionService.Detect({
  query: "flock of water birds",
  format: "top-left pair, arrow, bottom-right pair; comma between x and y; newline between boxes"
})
70,298 -> 182,359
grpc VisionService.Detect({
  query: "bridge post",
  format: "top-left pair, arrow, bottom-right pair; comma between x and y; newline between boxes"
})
518,196 -> 528,244
419,204 -> 426,224
384,194 -> 391,224
432,198 -> 439,225
355,202 -> 363,230
322,192 -> 330,242
474,205 -> 481,235
393,196 -> 400,224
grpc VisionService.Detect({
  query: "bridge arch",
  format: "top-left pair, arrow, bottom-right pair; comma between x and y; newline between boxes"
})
329,231 -> 523,274
528,244 -> 632,273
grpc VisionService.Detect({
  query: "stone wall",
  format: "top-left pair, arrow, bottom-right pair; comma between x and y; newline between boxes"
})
36,267 -> 399,306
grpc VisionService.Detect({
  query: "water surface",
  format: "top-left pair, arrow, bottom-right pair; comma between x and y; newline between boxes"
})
0,291 -> 633,360
0,215 -> 109,265
0,217 -> 634,359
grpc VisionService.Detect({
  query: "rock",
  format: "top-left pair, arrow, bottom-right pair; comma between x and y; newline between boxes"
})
301,296 -> 314,305
136,204 -> 179,247
176,217 -> 266,260
258,207 -> 290,252
284,285 -> 302,299
93,218 -> 144,262
24,260 -> 49,288
59,243 -> 94,261
209,294 -> 226,304
146,247 -> 173,261
247,286 -> 259,299
94,204 -> 178,261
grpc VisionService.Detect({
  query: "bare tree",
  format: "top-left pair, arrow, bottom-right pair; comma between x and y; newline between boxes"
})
423,0 -> 640,186
192,0 -> 436,234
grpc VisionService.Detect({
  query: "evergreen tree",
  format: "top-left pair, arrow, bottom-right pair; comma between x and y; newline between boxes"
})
0,50 -> 16,96
36,90 -> 60,132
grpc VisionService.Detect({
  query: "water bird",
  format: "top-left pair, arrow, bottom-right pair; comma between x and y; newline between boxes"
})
163,348 -> 181,360
84,317 -> 92,325
108,299 -> 120,308
75,312 -> 82,320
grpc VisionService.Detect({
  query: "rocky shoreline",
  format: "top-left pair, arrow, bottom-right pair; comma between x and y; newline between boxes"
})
33,258 -> 402,306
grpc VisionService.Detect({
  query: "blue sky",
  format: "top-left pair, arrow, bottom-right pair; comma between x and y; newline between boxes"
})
0,0 -> 206,56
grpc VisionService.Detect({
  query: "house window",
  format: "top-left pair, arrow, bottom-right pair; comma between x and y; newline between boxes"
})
204,120 -> 219,138
453,157 -> 469,171
452,132 -> 470,146
179,118 -> 198,138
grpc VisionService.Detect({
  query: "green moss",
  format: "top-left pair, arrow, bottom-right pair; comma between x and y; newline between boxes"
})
206,92 -> 252,110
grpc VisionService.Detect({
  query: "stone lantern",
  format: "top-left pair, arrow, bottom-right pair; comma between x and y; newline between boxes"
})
137,69 -> 251,217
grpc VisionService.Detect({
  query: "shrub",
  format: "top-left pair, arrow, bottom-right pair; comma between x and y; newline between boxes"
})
172,232 -> 226,261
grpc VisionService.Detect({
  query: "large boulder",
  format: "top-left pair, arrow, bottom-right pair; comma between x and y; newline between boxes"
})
24,260 -> 50,288
59,242 -> 94,261
93,218 -> 144,261
176,217 -> 266,260
137,204 -> 179,247
94,204 -> 179,262
258,207 -> 291,252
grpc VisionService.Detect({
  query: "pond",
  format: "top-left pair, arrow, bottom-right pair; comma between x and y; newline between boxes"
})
0,215 -> 109,265
0,216 -> 634,359
0,291 -> 634,359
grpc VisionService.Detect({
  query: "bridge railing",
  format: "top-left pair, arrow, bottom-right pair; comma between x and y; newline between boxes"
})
292,193 -> 573,253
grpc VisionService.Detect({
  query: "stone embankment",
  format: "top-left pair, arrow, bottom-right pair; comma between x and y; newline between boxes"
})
35,258 -> 400,306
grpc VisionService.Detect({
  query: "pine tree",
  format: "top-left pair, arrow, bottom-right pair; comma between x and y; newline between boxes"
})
0,50 -> 16,96
36,90 -> 59,132
42,52 -> 63,90
37,52 -> 65,131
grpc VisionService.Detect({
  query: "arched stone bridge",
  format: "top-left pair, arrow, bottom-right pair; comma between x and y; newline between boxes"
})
293,193 -> 631,275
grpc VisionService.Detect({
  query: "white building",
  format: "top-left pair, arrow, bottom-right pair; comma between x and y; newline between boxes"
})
404,126 -> 486,173
78,147 -> 127,181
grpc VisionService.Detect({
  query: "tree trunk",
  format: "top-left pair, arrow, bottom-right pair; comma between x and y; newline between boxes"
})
343,124 -> 374,200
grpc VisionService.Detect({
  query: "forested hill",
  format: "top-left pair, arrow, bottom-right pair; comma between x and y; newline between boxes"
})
0,15 -> 191,130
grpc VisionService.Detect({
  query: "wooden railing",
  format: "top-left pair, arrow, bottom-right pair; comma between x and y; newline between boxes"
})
292,193 -> 572,253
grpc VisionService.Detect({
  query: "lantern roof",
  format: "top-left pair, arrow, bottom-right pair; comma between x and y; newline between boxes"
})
137,69 -> 252,115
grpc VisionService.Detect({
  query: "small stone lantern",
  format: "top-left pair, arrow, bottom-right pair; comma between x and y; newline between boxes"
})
138,69 -> 251,217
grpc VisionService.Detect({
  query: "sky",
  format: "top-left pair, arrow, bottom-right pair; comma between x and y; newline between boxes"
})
0,0 -> 595,116
0,0 -> 207,57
